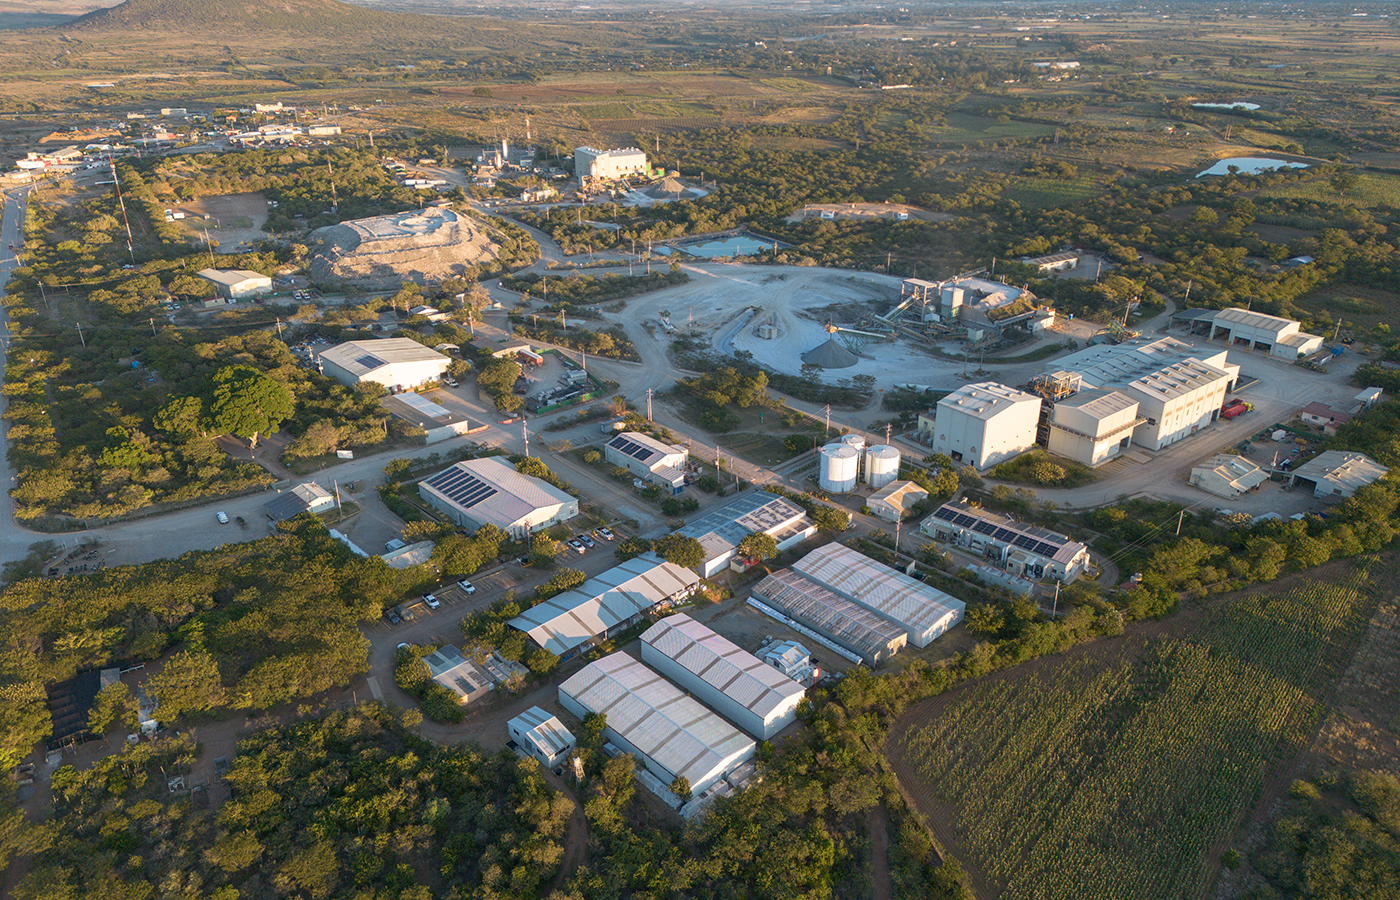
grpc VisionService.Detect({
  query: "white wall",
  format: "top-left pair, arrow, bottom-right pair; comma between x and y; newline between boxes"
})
931,399 -> 1040,470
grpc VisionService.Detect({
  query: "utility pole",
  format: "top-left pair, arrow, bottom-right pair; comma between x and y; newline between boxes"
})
1176,509 -> 1186,536
276,317 -> 283,339
824,404 -> 831,439
1052,581 -> 1061,617
76,321 -> 86,349
646,388 -> 653,421
149,318 -> 156,337
523,419 -> 530,458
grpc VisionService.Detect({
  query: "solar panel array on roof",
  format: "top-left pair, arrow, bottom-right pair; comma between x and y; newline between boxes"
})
932,505 -> 1066,560
608,435 -> 657,463
423,466 -> 498,510
354,353 -> 385,370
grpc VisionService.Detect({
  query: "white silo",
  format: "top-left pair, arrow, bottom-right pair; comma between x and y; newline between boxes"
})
864,445 -> 901,489
818,443 -> 860,493
838,433 -> 866,452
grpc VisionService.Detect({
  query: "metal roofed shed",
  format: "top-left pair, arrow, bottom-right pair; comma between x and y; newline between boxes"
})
750,569 -> 908,666
508,706 -> 576,769
197,268 -> 272,299
262,482 -> 336,522
419,456 -> 579,539
677,492 -> 817,577
423,646 -> 492,704
317,338 -> 451,392
605,432 -> 688,490
558,652 -> 756,797
867,480 -> 929,523
640,613 -> 805,741
1190,454 -> 1270,498
381,393 -> 487,444
792,543 -> 965,647
380,540 -> 435,570
508,556 -> 700,661
1289,450 -> 1390,500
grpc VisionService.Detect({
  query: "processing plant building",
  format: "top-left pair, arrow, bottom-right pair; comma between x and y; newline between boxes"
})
640,614 -> 805,741
418,456 -> 578,538
574,146 -> 649,182
928,382 -> 1042,471
559,652 -> 756,797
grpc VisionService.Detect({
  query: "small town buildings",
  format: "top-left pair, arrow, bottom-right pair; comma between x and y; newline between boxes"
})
676,492 -> 817,578
1289,450 -> 1390,500
380,393 -> 487,444
1190,454 -> 1270,498
317,338 -> 451,392
418,456 -> 579,538
197,268 -> 272,299
605,432 -> 688,492
559,652 -> 756,798
1354,387 -> 1383,411
262,482 -> 336,522
574,146 -> 649,181
507,706 -> 576,769
508,556 -> 699,661
928,382 -> 1042,470
423,646 -> 492,704
640,614 -> 805,741
923,500 -> 1090,583
1045,388 -> 1143,467
407,304 -> 449,322
1299,402 -> 1353,436
1207,308 -> 1324,359
866,480 -> 929,523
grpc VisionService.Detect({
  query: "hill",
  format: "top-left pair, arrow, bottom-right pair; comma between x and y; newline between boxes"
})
61,0 -> 453,35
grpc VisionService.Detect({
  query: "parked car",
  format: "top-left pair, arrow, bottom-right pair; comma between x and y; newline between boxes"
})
456,579 -> 476,594
444,377 -> 459,388
579,533 -> 595,548
215,511 -> 229,524
567,539 -> 585,554
422,593 -> 440,609
384,609 -> 403,625
596,526 -> 615,541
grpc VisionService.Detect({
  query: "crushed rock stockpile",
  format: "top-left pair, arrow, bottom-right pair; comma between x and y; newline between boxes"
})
310,207 -> 503,288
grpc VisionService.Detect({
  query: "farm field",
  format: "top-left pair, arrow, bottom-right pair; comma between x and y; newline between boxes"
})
1003,175 -> 1101,211
886,561 -> 1378,900
1256,171 -> 1400,209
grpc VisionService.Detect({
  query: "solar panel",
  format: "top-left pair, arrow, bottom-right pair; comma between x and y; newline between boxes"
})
609,436 -> 656,462
425,467 -> 498,509
354,353 -> 384,370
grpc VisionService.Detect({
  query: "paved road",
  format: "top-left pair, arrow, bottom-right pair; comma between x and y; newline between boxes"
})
0,184 -> 37,563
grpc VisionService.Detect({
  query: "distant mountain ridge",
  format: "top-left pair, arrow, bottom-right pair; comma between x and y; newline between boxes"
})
61,0 -> 438,33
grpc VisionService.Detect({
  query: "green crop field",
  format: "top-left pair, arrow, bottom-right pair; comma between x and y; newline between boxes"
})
1257,172 -> 1400,209
1003,175 -> 1101,210
890,564 -> 1376,900
921,113 -> 1057,146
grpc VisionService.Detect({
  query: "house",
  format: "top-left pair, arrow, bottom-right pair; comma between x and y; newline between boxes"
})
866,480 -> 929,523
197,268 -> 272,300
507,707 -> 576,769
923,500 -> 1090,583
262,482 -> 336,522
1190,454 -> 1270,498
316,338 -> 451,392
1299,402 -> 1353,436
418,456 -> 579,539
1289,450 -> 1389,500
927,382 -> 1042,470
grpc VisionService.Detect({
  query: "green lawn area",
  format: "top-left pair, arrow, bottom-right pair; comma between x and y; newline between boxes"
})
922,113 -> 1057,145
1004,176 -> 1101,210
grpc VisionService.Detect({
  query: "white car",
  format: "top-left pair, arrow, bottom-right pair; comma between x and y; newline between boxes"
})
422,593 -> 440,610
216,511 -> 229,524
456,579 -> 476,594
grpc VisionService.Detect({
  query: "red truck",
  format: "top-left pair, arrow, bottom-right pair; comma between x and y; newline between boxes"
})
1220,399 -> 1253,419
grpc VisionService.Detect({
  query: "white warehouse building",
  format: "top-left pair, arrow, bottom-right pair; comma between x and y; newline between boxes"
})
418,456 -> 578,538
574,146 -> 648,181
605,432 -> 688,492
198,268 -> 272,299
1046,388 -> 1144,468
559,652 -> 756,797
317,338 -> 451,392
928,382 -> 1042,471
507,706 -> 577,770
640,613 -> 805,741
1207,308 -> 1324,360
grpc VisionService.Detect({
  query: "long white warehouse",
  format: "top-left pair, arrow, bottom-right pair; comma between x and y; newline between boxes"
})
559,652 -> 755,797
792,543 -> 966,648
640,614 -> 805,741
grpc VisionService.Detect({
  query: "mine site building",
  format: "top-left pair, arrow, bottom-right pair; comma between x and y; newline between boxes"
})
1024,251 -> 1081,273
574,146 -> 648,182
198,268 -> 272,300
507,706 -> 576,769
559,652 -> 756,798
1051,337 -> 1239,451
640,614 -> 805,741
606,432 -> 688,492
750,569 -> 908,667
1299,402 -> 1353,436
1045,387 -> 1144,468
1190,454 -> 1270,499
507,555 -> 699,662
924,500 -> 1090,584
1289,450 -> 1389,500
928,382 -> 1042,471
419,456 -> 578,539
380,393 -> 487,445
866,480 -> 929,523
675,492 -> 817,578
317,338 -> 451,392
1206,308 -> 1324,359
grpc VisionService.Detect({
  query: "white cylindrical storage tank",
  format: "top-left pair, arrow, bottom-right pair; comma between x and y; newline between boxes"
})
864,445 -> 901,489
819,443 -> 860,493
838,433 -> 866,452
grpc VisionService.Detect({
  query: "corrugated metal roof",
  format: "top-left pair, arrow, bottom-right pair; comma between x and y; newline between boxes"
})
926,502 -> 1087,566
197,268 -> 269,288
678,492 -> 808,562
509,556 -> 698,656
938,381 -> 1039,420
751,569 -> 906,664
509,706 -> 575,756
1213,307 -> 1296,332
318,338 -> 449,378
792,543 -> 965,641
641,614 -> 803,718
1292,450 -> 1389,494
868,480 -> 928,512
421,457 -> 576,530
559,652 -> 753,786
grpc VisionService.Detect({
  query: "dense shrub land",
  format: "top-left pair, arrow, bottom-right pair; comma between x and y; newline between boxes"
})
893,566 -> 1376,900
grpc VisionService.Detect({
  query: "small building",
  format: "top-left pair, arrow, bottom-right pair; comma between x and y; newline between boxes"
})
1299,402 -> 1353,436
1289,450 -> 1390,500
866,480 -> 928,523
676,492 -> 817,578
750,569 -> 907,667
762,640 -> 813,681
1190,454 -> 1270,498
640,614 -> 805,741
423,646 -> 492,704
923,500 -> 1090,583
317,338 -> 451,392
574,146 -> 648,182
1207,308 -> 1324,359
508,556 -> 699,662
381,393 -> 487,444
605,432 -> 688,492
1046,388 -> 1143,468
1024,251 -> 1080,273
559,652 -> 756,798
1354,387 -> 1383,412
197,268 -> 272,300
419,457 -> 578,538
380,540 -> 435,569
407,304 -> 449,322
307,125 -> 341,136
928,382 -> 1042,471
508,706 -> 576,769
262,482 -> 336,522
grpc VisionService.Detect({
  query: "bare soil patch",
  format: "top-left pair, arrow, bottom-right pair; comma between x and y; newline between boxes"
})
176,192 -> 269,250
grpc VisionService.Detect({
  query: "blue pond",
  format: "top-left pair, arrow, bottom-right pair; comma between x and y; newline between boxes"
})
657,236 -> 780,258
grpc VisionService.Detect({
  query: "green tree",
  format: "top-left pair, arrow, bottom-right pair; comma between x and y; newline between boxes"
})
737,531 -> 779,561
204,365 -> 294,449
614,536 -> 653,562
654,533 -> 705,569
87,682 -> 138,736
146,649 -> 226,724
153,395 -> 205,438
670,775 -> 692,801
